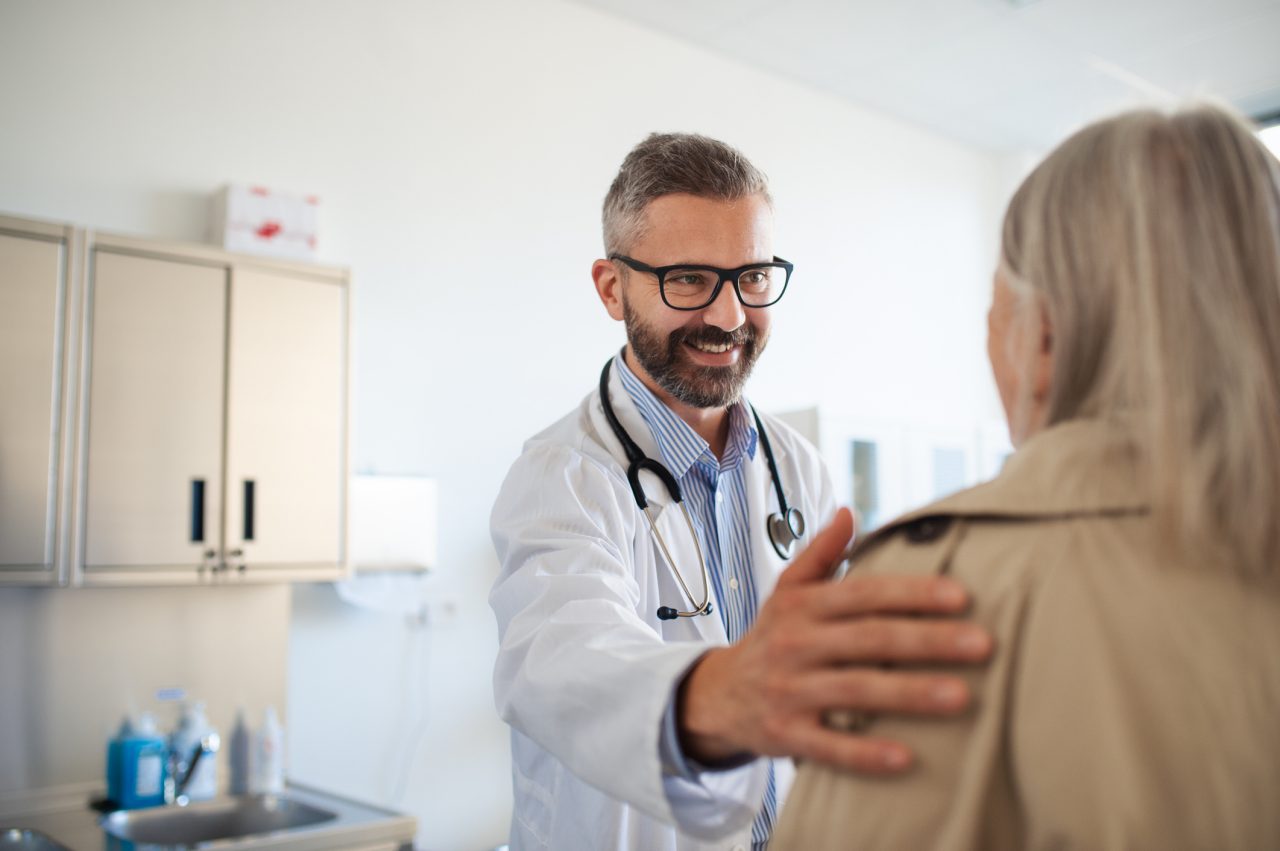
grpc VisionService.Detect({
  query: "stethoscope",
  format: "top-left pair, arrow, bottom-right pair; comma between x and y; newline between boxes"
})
599,358 -> 806,621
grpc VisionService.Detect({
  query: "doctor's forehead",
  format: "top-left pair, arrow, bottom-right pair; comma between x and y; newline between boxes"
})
631,193 -> 775,265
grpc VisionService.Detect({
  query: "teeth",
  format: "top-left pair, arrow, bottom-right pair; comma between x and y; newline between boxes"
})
692,341 -> 734,353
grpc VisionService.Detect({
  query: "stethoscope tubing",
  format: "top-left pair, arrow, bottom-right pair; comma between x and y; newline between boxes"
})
598,356 -> 803,620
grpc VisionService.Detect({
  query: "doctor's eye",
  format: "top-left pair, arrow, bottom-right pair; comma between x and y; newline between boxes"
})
665,272 -> 716,305
666,269 -> 713,285
738,267 -> 782,295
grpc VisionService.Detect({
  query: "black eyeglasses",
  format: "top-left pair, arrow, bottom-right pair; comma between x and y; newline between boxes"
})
610,254 -> 793,310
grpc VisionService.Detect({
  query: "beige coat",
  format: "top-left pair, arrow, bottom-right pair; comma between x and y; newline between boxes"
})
773,419 -> 1280,851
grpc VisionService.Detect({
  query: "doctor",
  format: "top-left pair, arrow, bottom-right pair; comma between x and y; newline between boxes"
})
490,133 -> 993,850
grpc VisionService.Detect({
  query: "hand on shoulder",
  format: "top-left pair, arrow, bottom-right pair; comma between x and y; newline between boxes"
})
677,507 -> 994,773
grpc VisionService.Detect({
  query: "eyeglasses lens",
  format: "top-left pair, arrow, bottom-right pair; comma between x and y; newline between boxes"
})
661,266 -> 786,308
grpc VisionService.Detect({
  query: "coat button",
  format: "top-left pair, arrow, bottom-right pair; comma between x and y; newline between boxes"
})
904,516 -> 951,544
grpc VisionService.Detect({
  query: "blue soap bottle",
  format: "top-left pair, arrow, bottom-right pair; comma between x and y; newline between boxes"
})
118,712 -> 168,809
106,716 -> 132,805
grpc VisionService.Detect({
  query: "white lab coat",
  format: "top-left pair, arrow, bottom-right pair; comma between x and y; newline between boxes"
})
490,358 -> 836,851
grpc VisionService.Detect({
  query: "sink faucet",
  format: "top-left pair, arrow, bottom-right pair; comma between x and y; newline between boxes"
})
165,732 -> 221,806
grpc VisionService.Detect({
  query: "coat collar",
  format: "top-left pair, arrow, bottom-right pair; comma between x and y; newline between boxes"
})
854,418 -> 1149,554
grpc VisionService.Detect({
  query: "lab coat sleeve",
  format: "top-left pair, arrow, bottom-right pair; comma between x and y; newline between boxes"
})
490,442 -> 765,838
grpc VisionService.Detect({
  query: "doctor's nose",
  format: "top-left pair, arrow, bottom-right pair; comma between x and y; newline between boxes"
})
701,277 -> 747,332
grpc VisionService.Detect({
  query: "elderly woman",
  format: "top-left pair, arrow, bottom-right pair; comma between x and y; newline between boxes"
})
773,105 -> 1280,850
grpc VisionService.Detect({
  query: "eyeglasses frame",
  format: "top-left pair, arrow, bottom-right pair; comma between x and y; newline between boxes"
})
609,254 -> 794,311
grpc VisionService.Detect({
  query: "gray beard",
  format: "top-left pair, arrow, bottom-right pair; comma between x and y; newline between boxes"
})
621,298 -> 765,409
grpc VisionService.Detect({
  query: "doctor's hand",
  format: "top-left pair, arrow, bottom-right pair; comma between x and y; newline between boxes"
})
676,507 -> 993,774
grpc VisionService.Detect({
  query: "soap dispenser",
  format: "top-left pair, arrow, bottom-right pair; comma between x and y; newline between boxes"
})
119,712 -> 168,809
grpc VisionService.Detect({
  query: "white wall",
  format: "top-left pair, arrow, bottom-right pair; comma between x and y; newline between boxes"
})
0,1 -> 1009,848
0,585 -> 290,800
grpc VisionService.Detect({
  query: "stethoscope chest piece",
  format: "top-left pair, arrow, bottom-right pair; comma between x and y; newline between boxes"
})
751,407 -> 806,560
768,506 -> 806,559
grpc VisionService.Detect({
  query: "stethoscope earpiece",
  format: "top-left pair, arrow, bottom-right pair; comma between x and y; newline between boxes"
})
657,602 -> 713,621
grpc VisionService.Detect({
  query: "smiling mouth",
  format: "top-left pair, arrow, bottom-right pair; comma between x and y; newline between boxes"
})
687,340 -> 737,354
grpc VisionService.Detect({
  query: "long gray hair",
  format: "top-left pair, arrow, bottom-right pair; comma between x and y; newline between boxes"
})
1001,104 -> 1280,573
602,133 -> 771,255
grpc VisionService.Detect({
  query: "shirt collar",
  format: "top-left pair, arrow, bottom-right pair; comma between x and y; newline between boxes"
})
614,352 -> 758,479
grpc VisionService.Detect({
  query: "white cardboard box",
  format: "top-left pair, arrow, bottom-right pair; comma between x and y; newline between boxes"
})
209,183 -> 319,261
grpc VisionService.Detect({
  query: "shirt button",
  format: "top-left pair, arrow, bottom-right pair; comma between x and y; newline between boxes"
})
715,491 -> 724,503
728,577 -> 739,591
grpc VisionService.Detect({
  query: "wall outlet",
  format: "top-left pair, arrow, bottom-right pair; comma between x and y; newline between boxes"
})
418,595 -> 460,628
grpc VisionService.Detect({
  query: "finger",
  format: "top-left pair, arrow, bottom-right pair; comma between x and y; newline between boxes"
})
782,723 -> 915,774
835,617 -> 993,664
797,617 -> 994,667
775,507 -> 856,588
789,668 -> 973,718
807,572 -> 975,618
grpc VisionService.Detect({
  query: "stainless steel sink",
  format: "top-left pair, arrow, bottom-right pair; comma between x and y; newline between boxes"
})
100,794 -> 336,847
0,829 -> 73,851
5,783 -> 413,851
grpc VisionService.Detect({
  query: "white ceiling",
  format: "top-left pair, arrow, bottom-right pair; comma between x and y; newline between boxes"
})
573,0 -> 1280,153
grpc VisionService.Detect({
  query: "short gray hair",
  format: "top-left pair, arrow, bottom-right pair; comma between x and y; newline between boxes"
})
602,133 -> 772,254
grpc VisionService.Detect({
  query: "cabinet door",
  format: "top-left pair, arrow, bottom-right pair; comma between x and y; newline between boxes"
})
0,231 -> 65,573
84,250 -> 227,571
224,267 -> 345,569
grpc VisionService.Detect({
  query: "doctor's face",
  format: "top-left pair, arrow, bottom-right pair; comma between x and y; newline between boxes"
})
613,193 -> 775,410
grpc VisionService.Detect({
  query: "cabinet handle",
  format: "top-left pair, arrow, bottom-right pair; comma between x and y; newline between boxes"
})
243,479 -> 256,542
190,479 -> 206,542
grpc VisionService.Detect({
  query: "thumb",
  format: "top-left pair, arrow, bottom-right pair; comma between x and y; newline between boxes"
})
776,507 -> 856,587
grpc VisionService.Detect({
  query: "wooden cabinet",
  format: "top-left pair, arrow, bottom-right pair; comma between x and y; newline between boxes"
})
82,249 -> 228,574
79,235 -> 349,584
0,213 -> 349,585
223,266 -> 346,570
0,216 -> 78,584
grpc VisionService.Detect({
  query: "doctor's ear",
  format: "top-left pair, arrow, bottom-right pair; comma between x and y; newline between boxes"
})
592,258 -> 626,322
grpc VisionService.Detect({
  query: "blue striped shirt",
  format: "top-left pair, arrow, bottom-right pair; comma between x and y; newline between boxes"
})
616,355 -> 779,848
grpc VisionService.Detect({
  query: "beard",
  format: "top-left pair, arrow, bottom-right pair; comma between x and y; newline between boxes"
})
622,296 -> 767,409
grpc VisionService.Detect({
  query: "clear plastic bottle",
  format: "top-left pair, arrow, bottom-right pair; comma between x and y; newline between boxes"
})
250,706 -> 285,795
170,701 -> 218,802
227,707 -> 251,795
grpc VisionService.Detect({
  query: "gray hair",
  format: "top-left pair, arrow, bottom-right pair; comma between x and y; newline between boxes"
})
602,133 -> 772,255
1000,103 -> 1280,574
